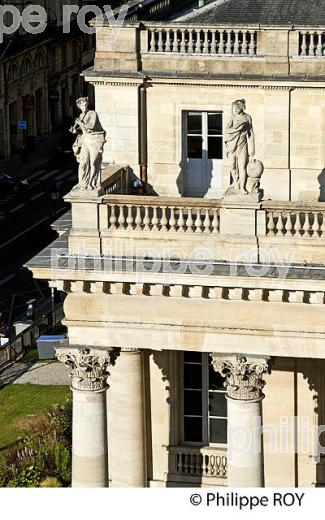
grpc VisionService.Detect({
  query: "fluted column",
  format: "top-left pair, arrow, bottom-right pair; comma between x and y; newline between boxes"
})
57,347 -> 115,488
107,348 -> 146,487
212,353 -> 270,487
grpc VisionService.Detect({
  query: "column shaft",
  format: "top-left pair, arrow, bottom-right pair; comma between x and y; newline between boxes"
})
227,397 -> 264,487
107,349 -> 146,487
72,389 -> 108,487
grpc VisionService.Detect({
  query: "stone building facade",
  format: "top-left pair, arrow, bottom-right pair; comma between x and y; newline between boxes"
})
28,0 -> 325,487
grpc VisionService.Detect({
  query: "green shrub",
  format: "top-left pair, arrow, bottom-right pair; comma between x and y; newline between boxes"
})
39,477 -> 63,488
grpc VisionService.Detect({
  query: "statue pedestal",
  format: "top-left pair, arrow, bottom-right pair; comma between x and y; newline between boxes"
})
223,186 -> 263,204
219,200 -> 266,237
71,185 -> 104,197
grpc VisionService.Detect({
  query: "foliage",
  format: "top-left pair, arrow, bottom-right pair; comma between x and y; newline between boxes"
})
0,399 -> 72,488
39,477 -> 63,488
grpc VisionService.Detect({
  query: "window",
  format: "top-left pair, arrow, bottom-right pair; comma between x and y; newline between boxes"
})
182,352 -> 227,445
8,63 -> 18,83
21,58 -> 32,77
34,51 -> 44,70
186,112 -> 223,160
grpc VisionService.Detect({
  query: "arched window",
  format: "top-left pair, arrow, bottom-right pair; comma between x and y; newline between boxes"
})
8,63 -> 18,84
34,51 -> 44,70
21,58 -> 32,77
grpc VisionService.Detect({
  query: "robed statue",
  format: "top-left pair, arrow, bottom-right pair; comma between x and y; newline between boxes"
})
224,100 -> 264,200
70,97 -> 106,191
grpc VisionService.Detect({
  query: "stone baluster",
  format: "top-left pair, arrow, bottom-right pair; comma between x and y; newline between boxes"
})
203,208 -> 211,233
248,31 -> 256,55
212,353 -> 270,487
233,30 -> 240,54
165,29 -> 172,52
56,347 -> 115,487
151,206 -> 159,231
161,206 -> 168,231
172,30 -> 179,53
267,212 -> 275,235
109,205 -> 117,229
277,212 -> 284,235
193,208 -> 202,232
303,212 -> 311,236
188,30 -> 194,53
126,205 -> 134,229
294,212 -> 302,235
286,212 -> 293,236
186,208 -> 194,232
180,29 -> 186,53
315,31 -> 322,56
224,30 -> 230,54
143,206 -> 150,231
211,209 -> 219,233
169,207 -> 176,231
178,207 -> 185,231
156,29 -> 163,52
300,31 -> 308,56
148,29 -> 152,52
210,30 -> 216,54
202,29 -> 209,54
177,453 -> 183,473
118,205 -> 126,229
135,206 -> 142,230
312,212 -> 320,235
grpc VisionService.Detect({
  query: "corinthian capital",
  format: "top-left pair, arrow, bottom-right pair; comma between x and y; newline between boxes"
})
211,353 -> 270,401
56,347 -> 116,391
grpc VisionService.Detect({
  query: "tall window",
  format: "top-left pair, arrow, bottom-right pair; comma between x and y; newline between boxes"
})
182,352 -> 227,445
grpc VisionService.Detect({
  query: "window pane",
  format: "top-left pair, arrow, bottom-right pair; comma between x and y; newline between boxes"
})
209,392 -> 227,417
208,113 -> 222,135
184,352 -> 202,363
187,136 -> 202,159
184,417 -> 203,442
208,137 -> 223,159
210,418 -> 227,444
184,363 -> 202,389
209,362 -> 226,390
184,390 -> 202,415
187,113 -> 202,135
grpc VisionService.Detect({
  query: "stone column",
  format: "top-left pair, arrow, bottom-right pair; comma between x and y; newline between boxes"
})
57,347 -> 115,488
212,353 -> 270,488
107,348 -> 146,487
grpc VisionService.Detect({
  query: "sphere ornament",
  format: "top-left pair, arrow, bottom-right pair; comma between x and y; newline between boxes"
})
247,159 -> 264,179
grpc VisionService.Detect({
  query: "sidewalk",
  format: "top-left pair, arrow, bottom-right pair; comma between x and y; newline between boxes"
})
0,132 -> 62,180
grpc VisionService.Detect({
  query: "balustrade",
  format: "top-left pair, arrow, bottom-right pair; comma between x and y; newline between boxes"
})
170,447 -> 227,478
147,27 -> 258,55
265,207 -> 325,237
104,197 -> 221,235
299,30 -> 325,56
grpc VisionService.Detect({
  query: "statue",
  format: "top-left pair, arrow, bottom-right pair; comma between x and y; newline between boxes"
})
70,97 -> 106,192
224,99 -> 264,201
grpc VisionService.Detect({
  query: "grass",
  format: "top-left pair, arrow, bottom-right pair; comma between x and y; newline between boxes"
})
0,385 -> 71,451
20,349 -> 57,365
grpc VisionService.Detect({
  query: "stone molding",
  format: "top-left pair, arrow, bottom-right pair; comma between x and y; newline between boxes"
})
211,353 -> 270,401
56,347 -> 116,391
53,279 -> 325,305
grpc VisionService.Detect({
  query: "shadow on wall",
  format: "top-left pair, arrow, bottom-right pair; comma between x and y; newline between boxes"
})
176,159 -> 213,198
318,169 -> 325,201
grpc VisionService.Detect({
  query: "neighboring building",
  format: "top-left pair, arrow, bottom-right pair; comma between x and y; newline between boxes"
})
28,0 -> 325,488
0,0 -> 183,159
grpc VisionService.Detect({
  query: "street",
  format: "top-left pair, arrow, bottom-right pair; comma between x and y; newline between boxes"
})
0,155 -> 77,324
